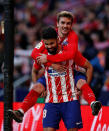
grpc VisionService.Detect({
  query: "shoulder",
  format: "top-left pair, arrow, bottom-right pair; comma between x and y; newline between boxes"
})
35,40 -> 45,50
68,30 -> 78,38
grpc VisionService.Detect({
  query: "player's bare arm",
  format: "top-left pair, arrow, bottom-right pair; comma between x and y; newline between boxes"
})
31,66 -> 40,83
74,50 -> 93,84
82,60 -> 93,84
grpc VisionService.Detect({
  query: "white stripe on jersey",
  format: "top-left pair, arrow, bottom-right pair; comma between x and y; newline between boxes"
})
45,71 -> 50,103
51,76 -> 58,103
60,76 -> 68,102
69,60 -> 77,100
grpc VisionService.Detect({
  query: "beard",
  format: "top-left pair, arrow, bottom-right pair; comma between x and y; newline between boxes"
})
47,46 -> 58,55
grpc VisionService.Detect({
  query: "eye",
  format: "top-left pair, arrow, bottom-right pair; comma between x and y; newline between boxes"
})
50,42 -> 54,45
67,22 -> 71,25
45,43 -> 48,46
61,21 -> 65,24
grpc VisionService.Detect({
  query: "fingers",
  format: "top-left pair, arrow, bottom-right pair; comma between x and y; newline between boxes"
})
36,55 -> 43,64
36,57 -> 41,64
52,64 -> 67,72
58,65 -> 67,72
40,91 -> 47,98
36,54 -> 47,64
75,88 -> 81,95
40,92 -> 44,97
61,66 -> 67,71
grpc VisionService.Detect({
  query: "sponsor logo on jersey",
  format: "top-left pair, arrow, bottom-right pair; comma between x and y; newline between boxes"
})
48,67 -> 66,76
35,42 -> 43,49
62,38 -> 68,46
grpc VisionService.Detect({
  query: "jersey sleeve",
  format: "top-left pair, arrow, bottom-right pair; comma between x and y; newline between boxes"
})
74,50 -> 86,66
33,61 -> 42,70
31,41 -> 45,60
47,31 -> 78,62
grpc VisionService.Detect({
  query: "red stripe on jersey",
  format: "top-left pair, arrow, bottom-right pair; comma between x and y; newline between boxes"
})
55,76 -> 64,103
44,58 -> 77,103
65,68 -> 74,101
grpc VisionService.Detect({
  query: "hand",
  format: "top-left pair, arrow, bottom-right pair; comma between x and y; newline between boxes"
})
37,54 -> 47,64
75,88 -> 81,95
40,90 -> 47,98
51,63 -> 67,72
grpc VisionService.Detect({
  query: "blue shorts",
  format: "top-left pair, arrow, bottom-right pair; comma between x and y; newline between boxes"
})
37,76 -> 46,88
43,100 -> 83,130
74,70 -> 86,85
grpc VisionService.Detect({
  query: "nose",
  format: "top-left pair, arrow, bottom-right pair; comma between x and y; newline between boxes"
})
63,23 -> 67,28
48,45 -> 52,49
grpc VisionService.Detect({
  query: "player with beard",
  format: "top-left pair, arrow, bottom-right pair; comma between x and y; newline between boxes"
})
8,27 -> 86,131
8,11 -> 101,124
33,11 -> 101,114
32,26 -> 84,131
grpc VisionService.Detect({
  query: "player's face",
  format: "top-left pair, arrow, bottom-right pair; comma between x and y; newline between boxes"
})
44,38 -> 58,55
57,17 -> 72,37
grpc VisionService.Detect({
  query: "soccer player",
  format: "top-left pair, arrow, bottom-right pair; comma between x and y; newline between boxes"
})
8,27 -> 99,131
8,11 -> 101,123
9,26 -> 85,131
32,26 -> 85,131
32,27 -> 101,131
33,11 -> 101,113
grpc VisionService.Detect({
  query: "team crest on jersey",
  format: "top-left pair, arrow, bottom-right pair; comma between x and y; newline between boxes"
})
62,38 -> 68,46
35,42 -> 43,49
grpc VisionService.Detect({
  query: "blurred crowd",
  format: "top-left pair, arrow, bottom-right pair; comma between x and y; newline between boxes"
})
0,0 -> 109,105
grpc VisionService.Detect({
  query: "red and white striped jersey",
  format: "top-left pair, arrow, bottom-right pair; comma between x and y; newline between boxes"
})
32,30 -> 86,103
44,58 -> 78,103
33,48 -> 86,103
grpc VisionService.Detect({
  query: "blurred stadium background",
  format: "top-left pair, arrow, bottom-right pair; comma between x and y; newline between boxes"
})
0,0 -> 109,105
0,0 -> 109,130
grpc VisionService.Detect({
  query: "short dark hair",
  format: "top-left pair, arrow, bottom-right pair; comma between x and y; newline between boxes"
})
41,26 -> 57,40
57,11 -> 73,23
